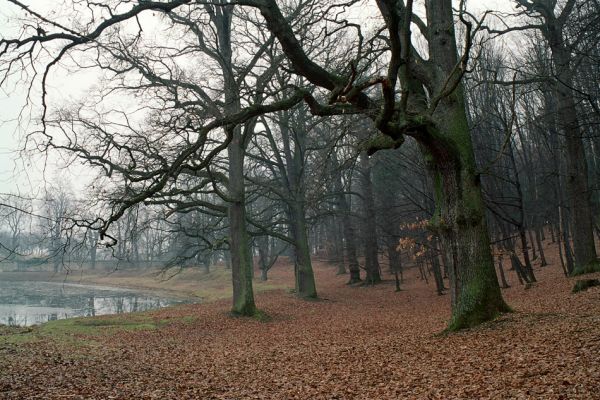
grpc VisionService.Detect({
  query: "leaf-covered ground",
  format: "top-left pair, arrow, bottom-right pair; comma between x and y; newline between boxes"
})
1,247 -> 600,399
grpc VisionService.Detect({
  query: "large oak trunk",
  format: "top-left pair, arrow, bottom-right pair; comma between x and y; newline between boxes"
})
425,0 -> 510,330
424,102 -> 509,330
434,154 -> 511,330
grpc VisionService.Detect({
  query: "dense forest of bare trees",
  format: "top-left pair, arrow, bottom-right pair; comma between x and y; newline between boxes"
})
0,0 -> 598,332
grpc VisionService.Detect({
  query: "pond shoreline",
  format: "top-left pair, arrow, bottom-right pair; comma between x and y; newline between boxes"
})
0,264 -> 290,327
0,278 -> 194,327
0,269 -> 206,301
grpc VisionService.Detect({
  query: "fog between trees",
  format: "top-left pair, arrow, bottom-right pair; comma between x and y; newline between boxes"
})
0,0 -> 599,331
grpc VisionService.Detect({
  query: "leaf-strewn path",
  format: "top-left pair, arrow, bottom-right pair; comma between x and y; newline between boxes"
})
1,256 -> 600,399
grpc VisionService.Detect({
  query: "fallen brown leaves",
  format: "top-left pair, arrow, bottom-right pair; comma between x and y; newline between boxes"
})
1,247 -> 600,399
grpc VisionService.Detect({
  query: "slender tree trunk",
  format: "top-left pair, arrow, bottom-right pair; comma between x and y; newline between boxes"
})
258,236 -> 269,281
418,260 -> 427,283
359,151 -> 381,284
549,222 -> 556,243
497,255 -> 510,289
333,169 -> 361,283
277,109 -> 317,298
557,227 -> 568,277
387,241 -> 402,290
508,138 -> 536,281
289,201 -> 317,298
387,242 -> 401,278
430,250 -> 445,295
330,217 -> 346,275
535,226 -> 547,267
561,208 -> 575,276
89,231 -> 98,270
212,5 -> 257,316
510,253 -> 528,285
228,133 -> 256,315
548,37 -> 599,273
528,229 -> 537,261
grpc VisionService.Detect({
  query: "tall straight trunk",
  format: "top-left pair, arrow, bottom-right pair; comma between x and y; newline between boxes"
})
333,218 -> 347,275
546,26 -> 599,273
89,231 -> 98,270
52,223 -> 61,273
549,222 -> 556,243
439,241 -> 450,279
425,0 -> 509,330
216,5 -> 256,315
556,227 -> 568,276
430,249 -> 445,295
387,241 -> 402,275
508,137 -> 536,281
359,151 -> 381,284
519,228 -> 536,282
559,204 -> 575,274
228,134 -> 256,315
418,260 -> 428,283
535,226 -> 547,267
289,201 -> 317,298
257,235 -> 269,281
332,164 -> 361,284
510,253 -> 529,285
560,90 -> 598,272
277,110 -> 317,298
497,256 -> 510,289
341,197 -> 361,283
528,229 -> 537,261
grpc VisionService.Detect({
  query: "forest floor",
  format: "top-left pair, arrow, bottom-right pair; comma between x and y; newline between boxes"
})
1,241 -> 600,399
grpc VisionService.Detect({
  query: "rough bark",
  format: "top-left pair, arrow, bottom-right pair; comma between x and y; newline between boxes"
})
289,201 -> 317,298
278,110 -> 317,298
497,256 -> 510,289
332,158 -> 361,284
544,14 -> 599,273
425,0 -> 510,330
228,133 -> 256,315
359,151 -> 381,284
218,5 -> 256,316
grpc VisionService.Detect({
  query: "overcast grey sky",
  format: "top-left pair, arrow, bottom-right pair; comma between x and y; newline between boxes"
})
0,0 -> 519,197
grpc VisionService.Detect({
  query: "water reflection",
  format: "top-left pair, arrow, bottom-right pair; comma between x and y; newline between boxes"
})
0,281 -> 188,326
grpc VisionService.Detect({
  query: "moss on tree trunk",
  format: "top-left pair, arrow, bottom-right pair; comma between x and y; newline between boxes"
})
425,100 -> 510,331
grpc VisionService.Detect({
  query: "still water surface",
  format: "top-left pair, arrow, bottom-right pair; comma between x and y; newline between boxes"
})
0,280 -> 188,326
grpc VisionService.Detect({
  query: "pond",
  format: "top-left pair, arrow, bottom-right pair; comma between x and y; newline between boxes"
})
0,280 -> 190,327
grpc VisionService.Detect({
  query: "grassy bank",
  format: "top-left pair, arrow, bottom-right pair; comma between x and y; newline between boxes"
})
0,261 -> 294,347
0,263 -> 290,301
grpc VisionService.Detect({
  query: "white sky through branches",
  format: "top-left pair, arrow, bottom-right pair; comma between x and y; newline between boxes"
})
0,0 -> 516,197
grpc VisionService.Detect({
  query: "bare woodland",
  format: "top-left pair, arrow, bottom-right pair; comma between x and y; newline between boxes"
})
0,0 -> 599,397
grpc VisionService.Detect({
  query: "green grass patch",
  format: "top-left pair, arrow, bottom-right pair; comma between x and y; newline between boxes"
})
572,279 -> 600,293
252,310 -> 272,323
0,326 -> 36,346
191,277 -> 287,302
570,261 -> 600,276
0,314 -> 159,348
